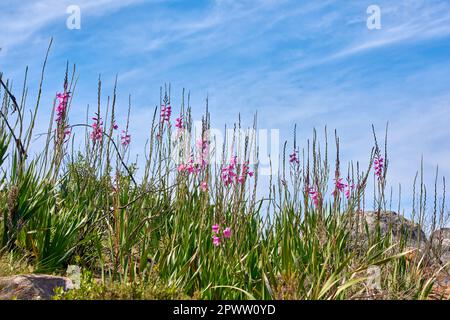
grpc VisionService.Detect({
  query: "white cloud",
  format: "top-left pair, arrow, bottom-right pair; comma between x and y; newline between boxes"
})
0,0 -> 146,50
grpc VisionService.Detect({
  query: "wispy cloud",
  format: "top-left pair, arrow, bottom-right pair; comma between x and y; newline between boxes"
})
0,0 -> 146,50
333,4 -> 450,59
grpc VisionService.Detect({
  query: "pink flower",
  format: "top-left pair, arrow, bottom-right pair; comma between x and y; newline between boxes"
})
90,114 -> 103,142
221,164 -> 236,186
289,149 -> 299,164
335,178 -> 346,193
56,92 -> 70,104
196,138 -> 209,168
222,156 -> 254,185
221,155 -> 238,186
309,187 -> 319,207
55,92 -> 70,124
178,152 -> 206,176
121,130 -> 131,146
374,155 -> 384,179
175,117 -> 183,130
90,123 -> 103,141
212,236 -> 221,247
345,187 -> 351,199
344,183 -> 355,199
160,104 -> 172,123
113,123 -> 118,130
186,155 -> 200,175
212,224 -> 220,234
237,161 -> 253,184
333,177 -> 355,199
200,181 -> 208,192
223,227 -> 231,239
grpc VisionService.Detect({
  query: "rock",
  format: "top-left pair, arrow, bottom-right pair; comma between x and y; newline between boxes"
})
430,228 -> 450,266
351,211 -> 427,247
0,274 -> 74,300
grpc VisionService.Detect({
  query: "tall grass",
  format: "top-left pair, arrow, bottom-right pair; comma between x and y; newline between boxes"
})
0,47 -> 449,300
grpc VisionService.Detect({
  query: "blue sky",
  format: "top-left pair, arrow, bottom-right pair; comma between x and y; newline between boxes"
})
1,0 -> 450,215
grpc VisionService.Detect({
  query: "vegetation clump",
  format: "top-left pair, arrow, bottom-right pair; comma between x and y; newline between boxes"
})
0,46 -> 449,300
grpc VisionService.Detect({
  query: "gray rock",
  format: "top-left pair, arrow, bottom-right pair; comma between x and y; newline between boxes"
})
0,274 -> 74,300
351,211 -> 427,247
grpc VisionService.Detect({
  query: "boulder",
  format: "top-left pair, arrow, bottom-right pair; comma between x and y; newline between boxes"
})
0,274 -> 74,300
351,211 -> 427,247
